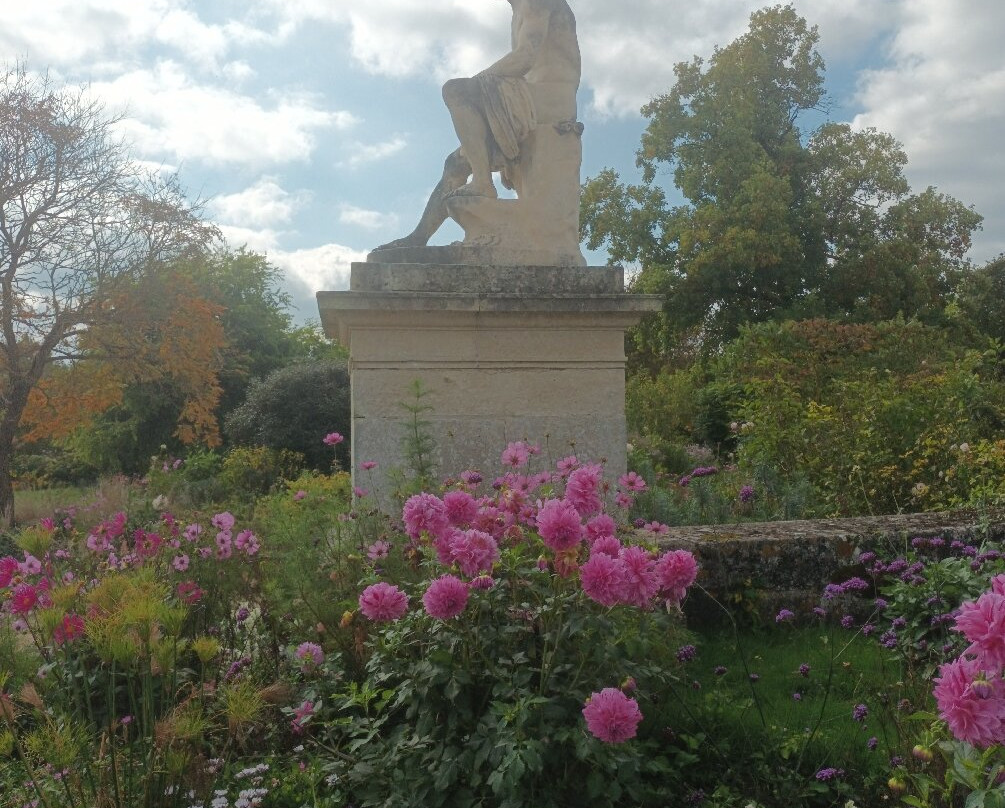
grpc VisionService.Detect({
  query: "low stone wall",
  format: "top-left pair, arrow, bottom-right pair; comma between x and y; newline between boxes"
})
653,509 -> 1005,624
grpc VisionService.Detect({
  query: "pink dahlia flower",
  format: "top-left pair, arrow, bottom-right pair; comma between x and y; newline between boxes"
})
955,591 -> 1005,669
565,464 -> 604,516
422,575 -> 469,619
992,574 -> 1005,596
586,514 -> 617,544
590,535 -> 623,558
323,432 -> 344,446
933,656 -> 1005,747
443,490 -> 479,527
582,687 -> 643,743
580,553 -> 627,607
619,546 -> 661,608
359,582 -> 409,621
402,493 -> 449,540
536,499 -> 584,552
655,549 -> 699,602
53,614 -> 85,645
449,529 -> 500,577
0,556 -> 18,589
10,583 -> 39,614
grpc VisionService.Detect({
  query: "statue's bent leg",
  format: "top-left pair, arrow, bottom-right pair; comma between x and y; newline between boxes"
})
372,149 -> 471,251
442,78 -> 497,199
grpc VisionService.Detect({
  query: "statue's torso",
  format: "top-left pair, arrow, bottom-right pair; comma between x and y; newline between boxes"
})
512,0 -> 581,122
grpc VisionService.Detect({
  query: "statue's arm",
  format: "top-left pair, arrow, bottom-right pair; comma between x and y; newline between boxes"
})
478,4 -> 551,78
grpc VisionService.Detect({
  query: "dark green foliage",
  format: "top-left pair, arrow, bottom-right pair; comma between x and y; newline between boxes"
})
582,5 -> 982,358
958,254 -> 1005,345
66,380 -> 190,475
326,546 -> 686,808
192,249 -> 301,417
224,360 -> 350,470
11,444 -> 98,487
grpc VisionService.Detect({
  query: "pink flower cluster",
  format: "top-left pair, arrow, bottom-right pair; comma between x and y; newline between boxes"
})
934,574 -> 1005,747
389,456 -> 698,622
580,547 -> 697,609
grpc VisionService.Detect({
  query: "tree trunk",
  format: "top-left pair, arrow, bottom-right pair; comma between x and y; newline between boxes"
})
0,384 -> 30,530
0,431 -> 14,530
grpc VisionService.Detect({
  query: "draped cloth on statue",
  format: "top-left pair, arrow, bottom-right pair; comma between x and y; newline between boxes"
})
475,74 -> 536,189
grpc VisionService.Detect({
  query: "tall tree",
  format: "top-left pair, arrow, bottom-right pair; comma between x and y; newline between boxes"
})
582,5 -> 982,359
0,66 -> 216,524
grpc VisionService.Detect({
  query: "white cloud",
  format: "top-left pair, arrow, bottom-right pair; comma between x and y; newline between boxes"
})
255,0 -> 508,81
212,178 -> 311,230
270,243 -> 365,294
0,0 -> 273,74
851,0 -> 1005,261
90,61 -> 356,166
222,60 -> 256,83
218,224 -> 283,255
339,136 -> 407,168
339,204 -> 399,231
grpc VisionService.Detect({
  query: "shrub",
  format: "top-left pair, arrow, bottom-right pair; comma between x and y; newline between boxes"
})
224,360 -> 350,470
713,318 -> 1005,515
218,446 -> 305,500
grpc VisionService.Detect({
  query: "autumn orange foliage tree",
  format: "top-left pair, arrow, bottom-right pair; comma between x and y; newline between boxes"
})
20,269 -> 226,447
0,65 -> 218,525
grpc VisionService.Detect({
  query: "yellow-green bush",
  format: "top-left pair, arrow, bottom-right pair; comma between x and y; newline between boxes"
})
714,319 -> 1005,515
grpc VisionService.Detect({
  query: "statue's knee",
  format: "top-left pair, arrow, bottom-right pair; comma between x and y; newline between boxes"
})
442,78 -> 471,107
444,149 -> 470,180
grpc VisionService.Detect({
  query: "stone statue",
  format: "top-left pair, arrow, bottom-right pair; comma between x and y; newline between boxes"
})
371,0 -> 585,266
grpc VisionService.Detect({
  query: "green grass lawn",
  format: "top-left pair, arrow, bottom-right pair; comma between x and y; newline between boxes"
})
650,622 -> 915,799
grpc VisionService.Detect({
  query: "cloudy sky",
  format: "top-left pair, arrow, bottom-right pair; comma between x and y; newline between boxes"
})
3,0 -> 1003,321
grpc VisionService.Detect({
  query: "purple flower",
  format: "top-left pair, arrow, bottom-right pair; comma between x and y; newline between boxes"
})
880,631 -> 898,649
867,736 -> 878,750
852,703 -> 869,722
815,767 -> 844,781
841,577 -> 869,592
841,614 -> 855,628
739,485 -> 755,503
714,666 -> 728,677
676,645 -> 697,663
799,663 -> 811,677
775,608 -> 795,623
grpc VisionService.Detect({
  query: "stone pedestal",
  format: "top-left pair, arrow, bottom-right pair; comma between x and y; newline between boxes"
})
317,262 -> 661,506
